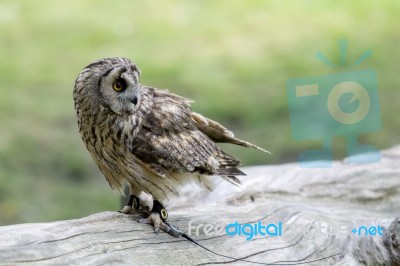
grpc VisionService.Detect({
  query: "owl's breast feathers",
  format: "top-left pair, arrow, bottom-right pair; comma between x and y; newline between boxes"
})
129,87 -> 267,186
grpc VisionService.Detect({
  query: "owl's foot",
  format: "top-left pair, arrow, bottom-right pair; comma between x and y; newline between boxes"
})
119,195 -> 141,214
138,200 -> 170,234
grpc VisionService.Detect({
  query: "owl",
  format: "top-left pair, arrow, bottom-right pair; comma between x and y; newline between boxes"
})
73,57 -> 269,233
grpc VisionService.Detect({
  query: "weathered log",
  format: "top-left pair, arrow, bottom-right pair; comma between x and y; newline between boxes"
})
1,146 -> 399,265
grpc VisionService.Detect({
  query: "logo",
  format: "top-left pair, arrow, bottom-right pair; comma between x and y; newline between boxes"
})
187,220 -> 282,241
287,40 -> 381,168
225,221 -> 282,241
187,218 -> 384,243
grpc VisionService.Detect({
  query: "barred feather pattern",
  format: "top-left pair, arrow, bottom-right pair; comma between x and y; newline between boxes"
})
73,57 -> 268,201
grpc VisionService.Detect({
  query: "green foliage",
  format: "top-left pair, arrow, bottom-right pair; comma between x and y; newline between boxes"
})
0,0 -> 399,224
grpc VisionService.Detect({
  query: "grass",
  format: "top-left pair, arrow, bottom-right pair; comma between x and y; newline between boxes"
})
0,0 -> 399,225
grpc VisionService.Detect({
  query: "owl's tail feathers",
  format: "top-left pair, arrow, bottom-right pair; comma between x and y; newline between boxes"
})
216,167 -> 246,176
220,175 -> 242,187
216,167 -> 244,187
226,136 -> 271,155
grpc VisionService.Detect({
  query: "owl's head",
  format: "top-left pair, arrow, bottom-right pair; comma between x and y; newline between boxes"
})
74,57 -> 142,116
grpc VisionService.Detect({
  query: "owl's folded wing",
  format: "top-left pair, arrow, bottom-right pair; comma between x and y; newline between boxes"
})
191,112 -> 270,154
129,89 -> 245,178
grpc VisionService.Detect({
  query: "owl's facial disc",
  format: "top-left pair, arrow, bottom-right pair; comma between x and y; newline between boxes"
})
99,66 -> 141,115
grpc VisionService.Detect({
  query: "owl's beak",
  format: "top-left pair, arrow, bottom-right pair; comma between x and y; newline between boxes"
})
127,85 -> 139,107
130,95 -> 138,106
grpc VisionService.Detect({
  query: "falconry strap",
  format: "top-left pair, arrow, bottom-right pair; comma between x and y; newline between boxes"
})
151,200 -> 168,221
163,221 -> 340,264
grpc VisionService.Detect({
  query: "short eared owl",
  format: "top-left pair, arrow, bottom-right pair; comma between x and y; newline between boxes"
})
73,57 -> 268,232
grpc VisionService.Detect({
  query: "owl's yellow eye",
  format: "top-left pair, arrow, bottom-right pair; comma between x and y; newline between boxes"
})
113,78 -> 127,92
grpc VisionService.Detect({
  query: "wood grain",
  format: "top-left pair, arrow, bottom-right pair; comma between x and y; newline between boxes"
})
1,146 -> 399,265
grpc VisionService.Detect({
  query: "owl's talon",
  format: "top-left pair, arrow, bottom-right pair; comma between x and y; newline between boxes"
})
119,205 -> 134,214
119,195 -> 141,214
138,213 -> 165,233
154,226 -> 160,234
137,200 -> 176,235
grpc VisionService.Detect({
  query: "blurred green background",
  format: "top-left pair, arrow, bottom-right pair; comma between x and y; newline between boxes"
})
0,0 -> 399,225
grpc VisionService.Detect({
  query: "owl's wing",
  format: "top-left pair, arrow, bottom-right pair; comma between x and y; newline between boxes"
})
191,112 -> 270,154
130,89 -> 246,180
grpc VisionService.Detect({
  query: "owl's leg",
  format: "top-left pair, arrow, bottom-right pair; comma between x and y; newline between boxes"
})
119,184 -> 153,214
119,194 -> 141,214
120,184 -> 174,235
138,199 -> 169,234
